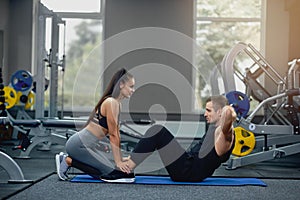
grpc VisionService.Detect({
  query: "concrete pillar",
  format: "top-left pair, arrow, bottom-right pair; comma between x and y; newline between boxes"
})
103,0 -> 194,119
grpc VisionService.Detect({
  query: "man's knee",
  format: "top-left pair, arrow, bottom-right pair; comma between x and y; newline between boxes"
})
145,124 -> 168,137
151,124 -> 167,132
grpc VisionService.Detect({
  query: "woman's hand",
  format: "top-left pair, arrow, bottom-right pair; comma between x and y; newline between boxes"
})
116,161 -> 131,174
122,156 -> 130,161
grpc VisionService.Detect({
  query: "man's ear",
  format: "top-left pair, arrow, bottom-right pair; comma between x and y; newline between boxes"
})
217,108 -> 222,116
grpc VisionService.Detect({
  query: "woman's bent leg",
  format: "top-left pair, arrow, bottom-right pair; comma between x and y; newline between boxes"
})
66,129 -> 114,177
71,159 -> 102,178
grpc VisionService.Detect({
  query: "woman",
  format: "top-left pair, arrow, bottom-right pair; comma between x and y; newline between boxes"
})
55,68 -> 135,182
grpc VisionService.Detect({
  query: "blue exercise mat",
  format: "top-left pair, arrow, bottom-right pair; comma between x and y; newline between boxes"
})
70,175 -> 267,187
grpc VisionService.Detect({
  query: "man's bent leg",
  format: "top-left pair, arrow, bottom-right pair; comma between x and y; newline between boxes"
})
129,125 -> 186,170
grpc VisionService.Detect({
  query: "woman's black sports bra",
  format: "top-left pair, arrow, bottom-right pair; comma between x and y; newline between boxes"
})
90,107 -> 108,129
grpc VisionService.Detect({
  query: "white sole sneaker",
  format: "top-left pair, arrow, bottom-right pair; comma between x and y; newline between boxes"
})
55,153 -> 67,181
100,178 -> 135,183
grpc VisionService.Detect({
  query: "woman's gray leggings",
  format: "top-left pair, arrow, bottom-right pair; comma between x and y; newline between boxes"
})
65,128 -> 114,177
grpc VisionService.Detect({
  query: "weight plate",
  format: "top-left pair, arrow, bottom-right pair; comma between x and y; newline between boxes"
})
232,126 -> 256,157
226,90 -> 250,119
0,86 -> 18,109
10,70 -> 33,92
25,91 -> 35,109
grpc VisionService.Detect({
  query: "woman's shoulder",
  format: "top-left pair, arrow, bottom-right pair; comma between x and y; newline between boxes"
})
103,97 -> 117,102
102,97 -> 119,107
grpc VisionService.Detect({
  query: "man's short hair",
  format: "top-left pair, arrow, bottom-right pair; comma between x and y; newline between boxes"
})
206,95 -> 228,111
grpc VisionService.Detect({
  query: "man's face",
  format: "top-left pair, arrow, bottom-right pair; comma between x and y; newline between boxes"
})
204,101 -> 221,124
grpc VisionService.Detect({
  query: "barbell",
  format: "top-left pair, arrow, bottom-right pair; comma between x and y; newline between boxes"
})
225,91 -> 255,156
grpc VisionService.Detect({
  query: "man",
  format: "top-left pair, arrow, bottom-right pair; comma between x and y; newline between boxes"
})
101,95 -> 236,182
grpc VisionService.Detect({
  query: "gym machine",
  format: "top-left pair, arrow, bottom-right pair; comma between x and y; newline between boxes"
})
0,67 -> 32,183
218,42 -> 300,169
0,3 -> 67,159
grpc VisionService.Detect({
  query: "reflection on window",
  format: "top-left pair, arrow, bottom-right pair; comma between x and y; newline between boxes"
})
196,0 -> 261,18
196,21 -> 260,64
55,19 -> 103,111
195,0 -> 262,110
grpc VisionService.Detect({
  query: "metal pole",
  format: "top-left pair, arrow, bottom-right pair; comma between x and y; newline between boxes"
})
35,8 -> 46,119
49,15 -> 59,118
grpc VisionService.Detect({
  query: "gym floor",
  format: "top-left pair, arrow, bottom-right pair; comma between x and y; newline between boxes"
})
1,133 -> 300,199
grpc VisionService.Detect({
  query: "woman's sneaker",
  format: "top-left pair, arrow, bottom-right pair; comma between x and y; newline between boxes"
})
100,170 -> 135,183
55,152 -> 70,181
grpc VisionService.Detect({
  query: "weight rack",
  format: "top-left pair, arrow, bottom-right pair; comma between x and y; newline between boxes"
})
219,42 -> 300,169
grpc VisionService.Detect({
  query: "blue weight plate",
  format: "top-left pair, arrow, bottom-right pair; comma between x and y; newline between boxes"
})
226,91 -> 250,118
10,70 -> 33,92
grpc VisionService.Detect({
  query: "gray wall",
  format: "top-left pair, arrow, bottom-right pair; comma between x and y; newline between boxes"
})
0,0 -> 9,83
103,0 -> 195,118
0,31 -> 4,70
7,0 -> 33,82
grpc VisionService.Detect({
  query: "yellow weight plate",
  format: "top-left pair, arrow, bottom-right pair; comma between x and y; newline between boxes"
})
232,126 -> 256,157
1,86 -> 17,109
25,91 -> 35,109
16,91 -> 23,104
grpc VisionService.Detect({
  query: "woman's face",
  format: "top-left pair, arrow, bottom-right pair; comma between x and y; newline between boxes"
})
120,77 -> 135,99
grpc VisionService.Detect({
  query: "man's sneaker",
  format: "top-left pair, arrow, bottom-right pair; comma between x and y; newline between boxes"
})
100,170 -> 135,183
55,152 -> 70,181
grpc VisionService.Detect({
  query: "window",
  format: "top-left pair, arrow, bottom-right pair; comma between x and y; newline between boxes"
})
41,0 -> 101,13
195,0 -> 262,109
41,0 -> 103,113
61,19 -> 103,111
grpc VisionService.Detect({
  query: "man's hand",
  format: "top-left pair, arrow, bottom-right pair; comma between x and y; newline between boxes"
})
220,105 -> 237,138
223,105 -> 237,123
